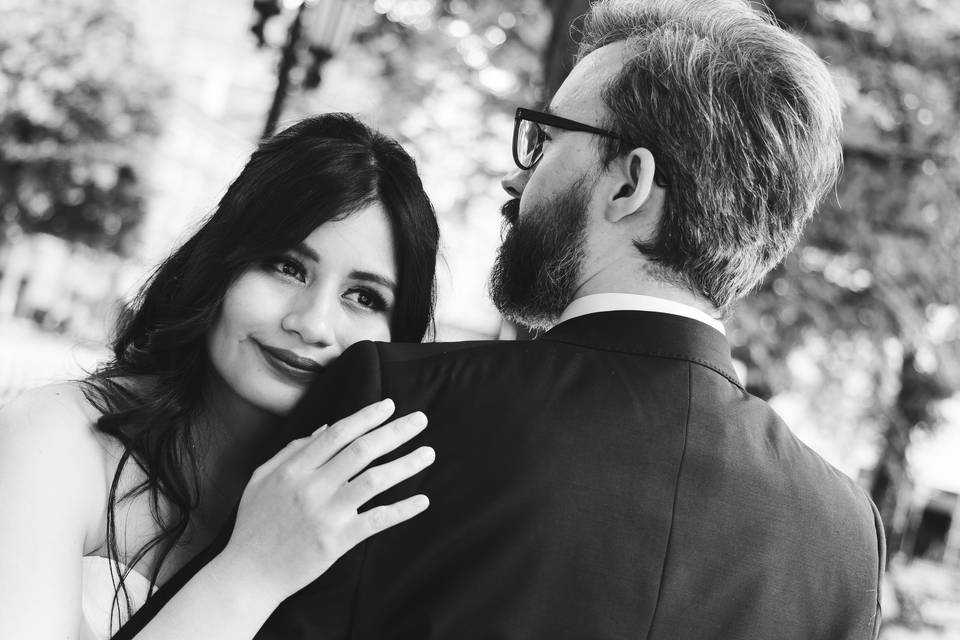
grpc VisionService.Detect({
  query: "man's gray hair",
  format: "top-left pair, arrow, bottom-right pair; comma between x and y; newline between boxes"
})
578,0 -> 843,313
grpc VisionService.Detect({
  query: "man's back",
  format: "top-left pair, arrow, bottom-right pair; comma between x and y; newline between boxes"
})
268,311 -> 883,639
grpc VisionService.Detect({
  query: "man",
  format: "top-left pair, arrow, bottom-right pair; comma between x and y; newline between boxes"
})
122,0 -> 884,637
266,0 -> 883,637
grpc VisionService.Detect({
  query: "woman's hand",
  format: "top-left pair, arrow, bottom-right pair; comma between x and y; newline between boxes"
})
219,398 -> 434,601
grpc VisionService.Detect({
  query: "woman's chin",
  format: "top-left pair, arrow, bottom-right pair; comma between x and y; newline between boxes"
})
248,379 -> 312,417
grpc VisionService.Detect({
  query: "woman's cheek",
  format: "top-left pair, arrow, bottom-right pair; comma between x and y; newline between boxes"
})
345,312 -> 391,346
225,272 -> 288,330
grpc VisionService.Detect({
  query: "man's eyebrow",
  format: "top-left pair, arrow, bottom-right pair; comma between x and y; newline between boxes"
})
352,270 -> 397,292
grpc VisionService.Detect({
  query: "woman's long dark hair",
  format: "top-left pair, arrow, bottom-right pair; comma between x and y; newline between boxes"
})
81,113 -> 439,617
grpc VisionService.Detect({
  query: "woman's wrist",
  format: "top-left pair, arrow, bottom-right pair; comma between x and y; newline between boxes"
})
130,550 -> 284,640
201,550 -> 288,624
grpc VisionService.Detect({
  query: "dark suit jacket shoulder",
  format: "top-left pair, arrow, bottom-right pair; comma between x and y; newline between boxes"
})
265,311 -> 884,640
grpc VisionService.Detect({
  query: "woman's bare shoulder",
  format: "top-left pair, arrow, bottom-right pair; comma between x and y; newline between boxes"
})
0,381 -> 114,547
0,381 -> 104,443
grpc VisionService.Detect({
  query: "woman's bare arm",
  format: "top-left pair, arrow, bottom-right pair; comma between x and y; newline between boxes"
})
0,384 -> 110,639
0,390 -> 432,640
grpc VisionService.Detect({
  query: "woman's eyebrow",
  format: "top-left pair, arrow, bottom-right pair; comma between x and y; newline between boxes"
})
352,270 -> 397,292
294,242 -> 320,263
294,243 -> 395,291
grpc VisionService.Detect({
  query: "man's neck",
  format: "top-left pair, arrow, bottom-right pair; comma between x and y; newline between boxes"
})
573,269 -> 720,321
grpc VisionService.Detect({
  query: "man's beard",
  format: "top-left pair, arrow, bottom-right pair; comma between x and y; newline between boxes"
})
489,178 -> 589,331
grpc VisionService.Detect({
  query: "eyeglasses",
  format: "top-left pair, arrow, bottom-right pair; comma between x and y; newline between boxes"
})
512,107 -> 625,170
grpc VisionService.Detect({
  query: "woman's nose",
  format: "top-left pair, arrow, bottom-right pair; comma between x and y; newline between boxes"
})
281,294 -> 339,349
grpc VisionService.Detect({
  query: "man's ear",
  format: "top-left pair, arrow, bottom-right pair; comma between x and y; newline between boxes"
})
605,147 -> 657,223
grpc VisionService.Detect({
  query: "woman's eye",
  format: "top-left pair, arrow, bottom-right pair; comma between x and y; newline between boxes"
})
265,257 -> 306,283
346,288 -> 388,312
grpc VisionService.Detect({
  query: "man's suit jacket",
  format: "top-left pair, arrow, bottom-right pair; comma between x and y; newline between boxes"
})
116,311 -> 884,639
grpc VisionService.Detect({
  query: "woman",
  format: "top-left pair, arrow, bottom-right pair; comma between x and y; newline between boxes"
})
0,113 -> 441,639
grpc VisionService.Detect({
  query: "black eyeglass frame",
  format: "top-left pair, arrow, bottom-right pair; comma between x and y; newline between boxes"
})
512,107 -> 625,170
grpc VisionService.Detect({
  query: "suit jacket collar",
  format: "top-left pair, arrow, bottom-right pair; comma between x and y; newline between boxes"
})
559,293 -> 726,335
541,310 -> 743,389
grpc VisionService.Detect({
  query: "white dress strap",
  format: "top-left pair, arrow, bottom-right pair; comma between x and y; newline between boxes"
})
81,556 -> 153,640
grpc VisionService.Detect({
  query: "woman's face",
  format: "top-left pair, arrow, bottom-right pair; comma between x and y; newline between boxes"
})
207,202 -> 397,416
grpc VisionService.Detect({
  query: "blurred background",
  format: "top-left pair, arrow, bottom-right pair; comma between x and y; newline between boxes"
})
0,0 -> 958,636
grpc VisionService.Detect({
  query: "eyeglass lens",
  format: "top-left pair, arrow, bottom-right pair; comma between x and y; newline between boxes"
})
516,118 -> 542,168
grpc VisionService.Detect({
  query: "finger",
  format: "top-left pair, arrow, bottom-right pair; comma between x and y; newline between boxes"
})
268,423 -> 327,472
335,446 -> 435,510
347,494 -> 430,544
291,399 -> 396,469
320,411 -> 428,484
252,435 -> 312,478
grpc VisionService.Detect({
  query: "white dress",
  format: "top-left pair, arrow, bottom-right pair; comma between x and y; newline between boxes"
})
81,556 -> 153,640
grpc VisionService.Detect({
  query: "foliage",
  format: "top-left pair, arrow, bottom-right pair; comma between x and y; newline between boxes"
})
732,3 -> 960,405
263,0 -> 550,224
0,0 -> 165,253
732,0 -> 960,543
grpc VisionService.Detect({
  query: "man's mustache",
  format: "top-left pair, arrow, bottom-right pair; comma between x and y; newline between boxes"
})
501,199 -> 520,225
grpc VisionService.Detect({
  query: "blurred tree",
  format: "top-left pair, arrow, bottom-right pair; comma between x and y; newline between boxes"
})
259,0 -> 550,233
540,0 -> 960,554
0,0 -> 165,253
348,0 -> 550,210
736,0 -> 960,556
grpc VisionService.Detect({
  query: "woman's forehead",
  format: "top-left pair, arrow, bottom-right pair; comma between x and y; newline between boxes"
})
300,202 -> 397,280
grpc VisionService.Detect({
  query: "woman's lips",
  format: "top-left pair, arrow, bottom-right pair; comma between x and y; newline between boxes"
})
255,341 -> 324,384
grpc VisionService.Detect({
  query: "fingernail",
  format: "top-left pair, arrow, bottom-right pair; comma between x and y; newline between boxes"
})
412,495 -> 429,509
402,412 -> 428,431
312,424 -> 329,436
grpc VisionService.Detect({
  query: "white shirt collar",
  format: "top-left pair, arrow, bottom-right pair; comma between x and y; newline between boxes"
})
558,293 -> 726,335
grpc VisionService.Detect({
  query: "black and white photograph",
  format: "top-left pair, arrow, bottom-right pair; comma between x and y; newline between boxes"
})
1,0 -> 958,638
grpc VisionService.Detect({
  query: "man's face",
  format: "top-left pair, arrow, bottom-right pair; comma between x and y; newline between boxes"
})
492,43 -> 626,329
490,176 -> 591,330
